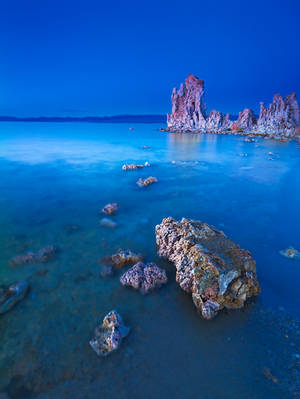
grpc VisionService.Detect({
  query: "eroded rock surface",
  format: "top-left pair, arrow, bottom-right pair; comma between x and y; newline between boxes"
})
0,281 -> 29,314
120,261 -> 167,294
10,246 -> 57,266
234,108 -> 257,130
256,93 -> 300,135
136,176 -> 158,187
89,310 -> 130,356
155,217 -> 260,319
206,110 -> 232,131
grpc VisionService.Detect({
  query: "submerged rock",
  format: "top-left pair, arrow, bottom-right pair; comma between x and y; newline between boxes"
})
0,281 -> 29,314
155,217 -> 260,319
100,264 -> 114,277
120,261 -> 168,294
99,218 -> 117,228
63,224 -> 82,234
89,310 -> 130,356
10,245 -> 57,266
279,247 -> 300,260
136,176 -> 158,187
101,203 -> 118,215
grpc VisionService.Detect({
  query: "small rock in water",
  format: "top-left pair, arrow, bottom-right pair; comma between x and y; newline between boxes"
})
0,281 -> 29,314
244,136 -> 256,142
99,218 -> 117,228
111,249 -> 143,268
122,164 -> 144,171
98,249 -> 143,269
10,245 -> 57,266
120,261 -> 167,294
100,264 -> 114,278
89,310 -> 130,356
101,203 -> 118,215
279,247 -> 300,260
136,176 -> 158,187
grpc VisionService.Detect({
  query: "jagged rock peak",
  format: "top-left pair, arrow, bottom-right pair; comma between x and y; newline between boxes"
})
167,74 -> 207,130
206,110 -> 232,130
256,92 -> 300,135
233,108 -> 257,130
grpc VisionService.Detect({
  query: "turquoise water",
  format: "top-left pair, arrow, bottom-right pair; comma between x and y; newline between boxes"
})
0,122 -> 299,398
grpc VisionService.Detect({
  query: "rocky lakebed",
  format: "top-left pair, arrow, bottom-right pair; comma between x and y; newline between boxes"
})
0,122 -> 299,398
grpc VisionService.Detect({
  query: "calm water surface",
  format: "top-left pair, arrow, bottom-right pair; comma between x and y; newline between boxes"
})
0,122 -> 299,398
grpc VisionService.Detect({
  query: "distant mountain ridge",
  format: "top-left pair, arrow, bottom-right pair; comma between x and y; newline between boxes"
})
0,114 -> 166,123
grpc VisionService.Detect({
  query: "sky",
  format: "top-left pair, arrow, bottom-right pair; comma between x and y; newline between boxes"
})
0,0 -> 299,117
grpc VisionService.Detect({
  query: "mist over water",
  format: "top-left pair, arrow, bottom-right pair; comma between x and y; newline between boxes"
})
0,122 -> 299,398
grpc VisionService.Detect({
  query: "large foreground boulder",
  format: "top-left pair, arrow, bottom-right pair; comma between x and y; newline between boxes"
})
89,310 -> 130,356
155,217 -> 260,319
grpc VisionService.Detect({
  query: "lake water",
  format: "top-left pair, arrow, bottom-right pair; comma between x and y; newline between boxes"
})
0,122 -> 299,398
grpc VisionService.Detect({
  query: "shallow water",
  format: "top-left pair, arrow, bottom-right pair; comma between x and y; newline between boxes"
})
0,122 -> 299,398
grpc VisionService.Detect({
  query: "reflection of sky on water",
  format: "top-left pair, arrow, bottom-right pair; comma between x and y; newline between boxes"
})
0,123 -> 145,164
0,121 -> 299,187
167,131 -> 299,186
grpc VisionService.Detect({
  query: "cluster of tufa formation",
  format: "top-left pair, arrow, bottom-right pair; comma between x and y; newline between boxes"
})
90,310 -> 130,356
155,217 -> 260,319
166,74 -> 300,137
120,261 -> 168,294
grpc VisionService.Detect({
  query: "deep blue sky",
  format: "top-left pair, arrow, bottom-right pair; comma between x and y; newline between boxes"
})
0,0 -> 299,117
